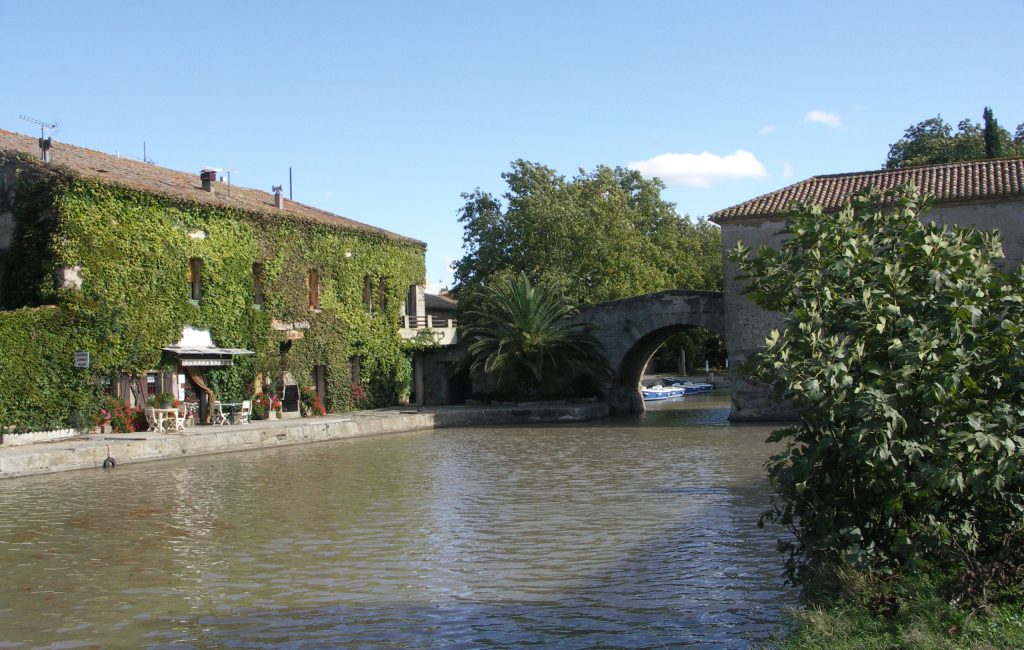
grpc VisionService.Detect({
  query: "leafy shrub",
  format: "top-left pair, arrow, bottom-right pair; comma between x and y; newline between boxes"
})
732,186 -> 1024,589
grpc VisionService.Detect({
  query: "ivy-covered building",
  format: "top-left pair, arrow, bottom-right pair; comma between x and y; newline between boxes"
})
0,129 -> 426,430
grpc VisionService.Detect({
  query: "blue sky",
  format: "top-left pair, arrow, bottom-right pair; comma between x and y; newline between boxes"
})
3,1 -> 1022,289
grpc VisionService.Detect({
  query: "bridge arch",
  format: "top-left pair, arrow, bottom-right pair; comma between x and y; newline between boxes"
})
574,290 -> 725,414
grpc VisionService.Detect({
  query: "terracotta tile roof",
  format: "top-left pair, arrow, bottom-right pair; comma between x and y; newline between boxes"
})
709,158 -> 1024,223
0,129 -> 424,246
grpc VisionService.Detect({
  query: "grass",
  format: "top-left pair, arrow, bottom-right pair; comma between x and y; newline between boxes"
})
769,566 -> 1024,649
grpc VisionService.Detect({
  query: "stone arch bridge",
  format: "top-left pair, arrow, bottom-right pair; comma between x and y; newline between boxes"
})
573,290 -> 724,414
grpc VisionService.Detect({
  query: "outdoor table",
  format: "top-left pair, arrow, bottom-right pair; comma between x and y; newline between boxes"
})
152,407 -> 180,432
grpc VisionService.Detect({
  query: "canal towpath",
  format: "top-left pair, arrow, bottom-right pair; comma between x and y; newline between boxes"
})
0,401 -> 608,479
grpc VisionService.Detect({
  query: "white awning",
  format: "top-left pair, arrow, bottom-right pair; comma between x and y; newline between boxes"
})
162,326 -> 254,366
179,358 -> 237,367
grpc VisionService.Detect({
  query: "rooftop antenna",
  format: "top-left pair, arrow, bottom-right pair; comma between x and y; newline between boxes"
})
19,115 -> 58,162
19,114 -> 57,139
222,168 -> 236,196
143,141 -> 156,165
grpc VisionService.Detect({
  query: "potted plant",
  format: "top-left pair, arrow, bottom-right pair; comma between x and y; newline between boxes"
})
252,394 -> 269,420
157,392 -> 176,408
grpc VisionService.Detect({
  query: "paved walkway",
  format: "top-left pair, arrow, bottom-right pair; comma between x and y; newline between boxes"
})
0,402 -> 608,479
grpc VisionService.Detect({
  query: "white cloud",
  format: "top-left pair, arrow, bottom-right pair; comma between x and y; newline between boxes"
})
627,150 -> 768,188
758,124 -> 777,136
803,110 -> 842,128
782,161 -> 793,179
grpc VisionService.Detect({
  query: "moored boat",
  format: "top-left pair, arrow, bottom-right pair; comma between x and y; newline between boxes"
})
662,377 -> 714,393
641,385 -> 686,401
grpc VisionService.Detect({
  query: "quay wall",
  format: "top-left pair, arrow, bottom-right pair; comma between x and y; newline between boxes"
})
0,402 -> 609,479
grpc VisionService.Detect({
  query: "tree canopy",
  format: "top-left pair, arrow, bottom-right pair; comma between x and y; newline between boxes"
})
453,160 -> 721,304
885,108 -> 1024,169
732,186 -> 1024,592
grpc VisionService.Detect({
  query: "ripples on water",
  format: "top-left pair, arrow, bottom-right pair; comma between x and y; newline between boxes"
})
0,393 -> 794,648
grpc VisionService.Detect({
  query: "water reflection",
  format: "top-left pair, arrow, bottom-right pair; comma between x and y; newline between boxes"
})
0,392 -> 793,648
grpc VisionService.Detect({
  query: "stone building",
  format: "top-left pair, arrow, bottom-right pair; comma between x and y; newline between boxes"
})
0,129 -> 430,430
710,158 -> 1024,420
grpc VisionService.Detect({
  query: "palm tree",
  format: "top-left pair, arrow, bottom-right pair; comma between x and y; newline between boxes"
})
459,273 -> 609,399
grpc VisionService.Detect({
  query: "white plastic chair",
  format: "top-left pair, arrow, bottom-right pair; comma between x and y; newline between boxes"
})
212,401 -> 230,425
171,406 -> 187,431
235,400 -> 251,425
145,407 -> 159,432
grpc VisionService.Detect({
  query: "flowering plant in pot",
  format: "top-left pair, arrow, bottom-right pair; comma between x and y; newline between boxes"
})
252,394 -> 270,420
94,397 -> 143,432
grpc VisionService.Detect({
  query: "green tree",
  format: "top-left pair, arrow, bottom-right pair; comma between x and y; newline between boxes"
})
453,160 -> 721,304
984,106 -> 1003,159
886,109 -> 1024,169
650,328 -> 725,373
731,186 -> 1024,588
459,272 -> 609,399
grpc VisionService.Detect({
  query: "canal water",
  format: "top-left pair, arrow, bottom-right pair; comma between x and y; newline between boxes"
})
0,393 -> 795,648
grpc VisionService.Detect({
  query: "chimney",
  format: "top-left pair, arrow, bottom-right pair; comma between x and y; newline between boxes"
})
272,185 -> 284,209
38,138 -> 52,163
200,169 -> 217,192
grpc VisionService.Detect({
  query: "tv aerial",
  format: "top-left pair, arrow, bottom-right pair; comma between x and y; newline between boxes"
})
20,115 -> 59,161
19,114 -> 58,139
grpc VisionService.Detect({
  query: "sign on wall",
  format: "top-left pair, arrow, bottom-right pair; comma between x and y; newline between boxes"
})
73,351 -> 90,368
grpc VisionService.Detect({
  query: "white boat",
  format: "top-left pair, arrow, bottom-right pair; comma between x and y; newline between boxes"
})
662,377 -> 714,393
641,385 -> 686,401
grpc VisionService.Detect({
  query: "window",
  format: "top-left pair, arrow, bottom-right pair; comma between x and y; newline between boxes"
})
308,269 -> 320,310
188,258 -> 203,302
312,365 -> 326,406
349,356 -> 361,385
253,262 -> 264,306
363,275 -> 373,312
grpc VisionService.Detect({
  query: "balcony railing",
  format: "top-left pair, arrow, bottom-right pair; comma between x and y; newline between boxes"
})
398,315 -> 458,345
